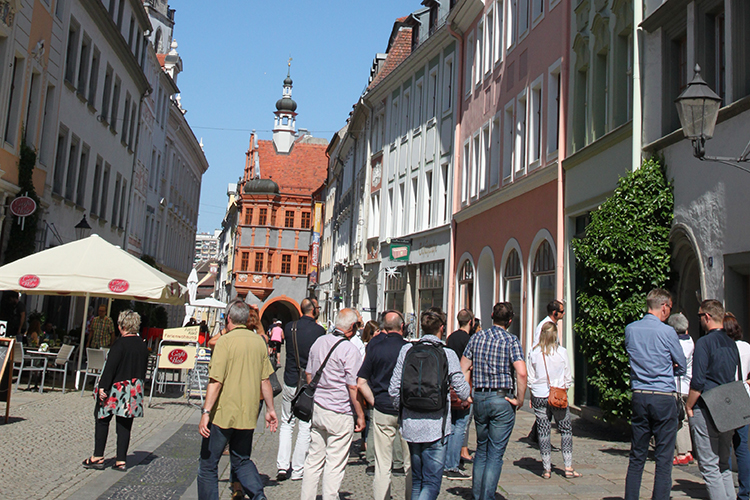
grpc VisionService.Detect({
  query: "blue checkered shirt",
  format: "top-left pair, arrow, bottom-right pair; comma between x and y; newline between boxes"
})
463,326 -> 524,391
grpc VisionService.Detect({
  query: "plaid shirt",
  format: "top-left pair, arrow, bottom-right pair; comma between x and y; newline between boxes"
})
464,325 -> 524,391
89,315 -> 114,348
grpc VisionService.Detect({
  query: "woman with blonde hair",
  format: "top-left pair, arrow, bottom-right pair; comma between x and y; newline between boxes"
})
82,310 -> 149,471
527,321 -> 577,479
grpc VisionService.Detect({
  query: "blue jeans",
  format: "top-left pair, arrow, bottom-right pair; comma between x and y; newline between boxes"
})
733,425 -> 750,500
409,438 -> 447,500
444,407 -> 471,471
472,391 -> 516,500
625,392 -> 678,500
197,424 -> 265,500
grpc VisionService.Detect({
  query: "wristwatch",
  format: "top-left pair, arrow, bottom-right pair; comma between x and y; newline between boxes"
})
201,408 -> 211,415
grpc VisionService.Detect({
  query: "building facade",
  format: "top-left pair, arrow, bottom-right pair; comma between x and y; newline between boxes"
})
449,0 -> 569,354
231,75 -> 327,329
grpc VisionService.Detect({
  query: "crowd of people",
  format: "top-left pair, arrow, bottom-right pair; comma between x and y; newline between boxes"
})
75,287 -> 750,500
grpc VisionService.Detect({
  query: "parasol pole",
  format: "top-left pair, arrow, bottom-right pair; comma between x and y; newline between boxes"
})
75,292 -> 90,389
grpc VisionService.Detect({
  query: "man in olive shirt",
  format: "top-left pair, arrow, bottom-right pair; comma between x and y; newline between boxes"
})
197,300 -> 278,500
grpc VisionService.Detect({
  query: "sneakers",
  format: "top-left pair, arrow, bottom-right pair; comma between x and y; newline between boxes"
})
290,471 -> 304,481
276,469 -> 288,481
366,465 -> 375,476
392,467 -> 405,476
673,453 -> 694,466
443,469 -> 472,480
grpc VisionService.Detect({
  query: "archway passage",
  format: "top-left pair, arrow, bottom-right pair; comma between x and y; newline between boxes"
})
260,298 -> 301,335
671,230 -> 702,341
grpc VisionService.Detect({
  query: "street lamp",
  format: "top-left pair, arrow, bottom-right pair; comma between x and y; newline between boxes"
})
75,214 -> 92,240
675,64 -> 750,173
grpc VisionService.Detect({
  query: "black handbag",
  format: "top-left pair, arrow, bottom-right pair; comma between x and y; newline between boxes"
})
291,337 -> 347,422
268,371 -> 283,397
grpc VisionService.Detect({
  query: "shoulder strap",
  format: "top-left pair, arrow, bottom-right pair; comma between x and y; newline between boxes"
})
292,321 -> 300,371
310,338 -> 347,389
542,351 -> 552,389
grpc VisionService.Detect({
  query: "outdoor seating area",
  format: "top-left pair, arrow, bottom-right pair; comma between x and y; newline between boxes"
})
11,343 -> 97,394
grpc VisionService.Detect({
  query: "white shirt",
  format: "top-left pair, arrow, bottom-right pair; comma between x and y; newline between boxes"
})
532,316 -> 555,350
350,333 -> 366,359
737,340 -> 750,380
527,345 -> 573,398
674,334 -> 694,395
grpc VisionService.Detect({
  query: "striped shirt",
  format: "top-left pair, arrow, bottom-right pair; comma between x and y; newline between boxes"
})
463,326 -> 524,390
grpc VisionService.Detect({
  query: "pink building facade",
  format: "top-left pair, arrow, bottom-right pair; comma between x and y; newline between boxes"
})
448,0 -> 570,353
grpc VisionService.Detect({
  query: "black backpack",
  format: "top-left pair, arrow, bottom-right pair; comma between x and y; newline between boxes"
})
400,340 -> 450,412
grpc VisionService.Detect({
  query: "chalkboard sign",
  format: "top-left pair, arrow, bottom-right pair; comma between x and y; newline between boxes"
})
188,347 -> 211,398
0,337 -> 14,423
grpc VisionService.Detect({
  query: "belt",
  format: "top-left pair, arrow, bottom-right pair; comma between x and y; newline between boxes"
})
474,388 -> 510,396
633,389 -> 678,396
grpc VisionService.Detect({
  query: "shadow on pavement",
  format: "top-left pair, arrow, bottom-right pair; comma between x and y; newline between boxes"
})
673,478 -> 709,498
445,486 -> 478,499
571,416 -> 630,442
599,447 -> 631,456
513,456 -> 545,474
0,416 -> 25,425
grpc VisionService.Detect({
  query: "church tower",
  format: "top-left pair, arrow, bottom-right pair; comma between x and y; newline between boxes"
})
272,62 -> 298,154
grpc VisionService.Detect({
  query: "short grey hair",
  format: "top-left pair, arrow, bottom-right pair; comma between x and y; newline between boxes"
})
335,308 -> 359,333
668,313 -> 689,333
118,310 -> 141,334
225,300 -> 250,326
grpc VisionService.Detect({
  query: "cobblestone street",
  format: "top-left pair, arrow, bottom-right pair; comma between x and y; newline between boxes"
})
0,377 -> 722,500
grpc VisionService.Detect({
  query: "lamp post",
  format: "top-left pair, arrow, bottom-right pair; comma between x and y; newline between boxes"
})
74,214 -> 92,240
675,64 -> 750,173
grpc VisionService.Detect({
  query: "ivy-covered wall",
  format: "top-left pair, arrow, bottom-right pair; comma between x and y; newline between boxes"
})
571,157 -> 674,421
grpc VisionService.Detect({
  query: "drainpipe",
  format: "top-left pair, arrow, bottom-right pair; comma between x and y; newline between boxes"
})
359,98 -> 373,315
556,0 -> 571,344
447,22 -> 463,334
122,87 -> 151,251
631,0 -> 643,171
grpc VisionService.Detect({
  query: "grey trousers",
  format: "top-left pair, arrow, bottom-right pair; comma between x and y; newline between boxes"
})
690,406 -> 735,500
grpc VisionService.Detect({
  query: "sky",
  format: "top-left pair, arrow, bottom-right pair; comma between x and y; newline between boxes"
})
170,1 -> 414,233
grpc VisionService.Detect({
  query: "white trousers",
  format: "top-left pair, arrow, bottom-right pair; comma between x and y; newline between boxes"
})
300,403 -> 355,500
277,383 -> 312,476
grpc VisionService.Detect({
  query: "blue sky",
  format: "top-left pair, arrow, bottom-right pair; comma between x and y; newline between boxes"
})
172,1 -> 412,233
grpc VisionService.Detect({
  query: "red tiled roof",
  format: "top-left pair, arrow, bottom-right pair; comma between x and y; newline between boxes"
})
256,138 -> 328,196
156,54 -> 166,68
368,27 -> 412,90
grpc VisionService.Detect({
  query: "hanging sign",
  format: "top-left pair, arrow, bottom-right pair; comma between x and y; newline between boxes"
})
390,238 -> 412,261
9,194 -> 36,231
10,196 -> 36,217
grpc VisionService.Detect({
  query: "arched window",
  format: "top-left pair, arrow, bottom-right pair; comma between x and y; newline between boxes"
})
459,260 -> 474,312
503,249 -> 522,336
154,29 -> 162,54
532,240 -> 556,335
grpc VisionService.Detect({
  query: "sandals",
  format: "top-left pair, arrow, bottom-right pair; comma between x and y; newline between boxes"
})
82,457 -> 105,470
565,469 -> 582,478
542,470 -> 552,479
112,462 -> 127,472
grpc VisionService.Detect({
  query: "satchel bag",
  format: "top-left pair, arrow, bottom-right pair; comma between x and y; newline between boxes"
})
268,371 -> 283,398
291,337 -> 347,422
700,354 -> 750,433
543,351 -> 568,409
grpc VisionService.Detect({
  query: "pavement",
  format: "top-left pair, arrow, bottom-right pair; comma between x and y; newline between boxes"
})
0,370 -> 724,500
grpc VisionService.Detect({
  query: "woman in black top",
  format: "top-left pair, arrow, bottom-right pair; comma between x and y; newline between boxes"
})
82,310 -> 149,471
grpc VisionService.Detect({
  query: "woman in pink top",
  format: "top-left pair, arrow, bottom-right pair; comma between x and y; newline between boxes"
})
269,319 -> 284,365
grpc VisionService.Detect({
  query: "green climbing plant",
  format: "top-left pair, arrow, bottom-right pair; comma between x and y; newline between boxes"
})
4,138 -> 41,263
570,157 -> 674,421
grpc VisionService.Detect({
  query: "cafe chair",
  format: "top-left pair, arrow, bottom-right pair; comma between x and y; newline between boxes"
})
80,348 -> 107,396
12,343 -> 48,393
45,344 -> 75,394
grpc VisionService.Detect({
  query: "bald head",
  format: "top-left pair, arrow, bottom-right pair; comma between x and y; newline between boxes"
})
301,298 -> 315,316
381,310 -> 404,333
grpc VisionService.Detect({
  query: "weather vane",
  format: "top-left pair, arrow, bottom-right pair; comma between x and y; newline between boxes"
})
287,56 -> 292,76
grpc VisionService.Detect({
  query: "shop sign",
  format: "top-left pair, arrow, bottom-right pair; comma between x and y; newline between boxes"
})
162,326 -> 200,343
390,238 -> 412,262
158,345 -> 197,369
9,196 -> 36,217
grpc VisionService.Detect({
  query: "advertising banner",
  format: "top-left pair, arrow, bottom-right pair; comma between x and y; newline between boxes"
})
310,202 -> 323,284
162,326 -> 200,343
158,345 -> 197,369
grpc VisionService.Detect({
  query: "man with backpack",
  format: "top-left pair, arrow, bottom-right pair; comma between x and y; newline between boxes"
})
389,307 -> 471,500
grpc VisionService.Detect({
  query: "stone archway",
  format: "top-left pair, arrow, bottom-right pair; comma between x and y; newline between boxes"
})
260,295 -> 301,334
671,227 -> 703,341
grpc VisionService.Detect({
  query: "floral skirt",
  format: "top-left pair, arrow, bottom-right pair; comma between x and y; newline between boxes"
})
97,378 -> 144,419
